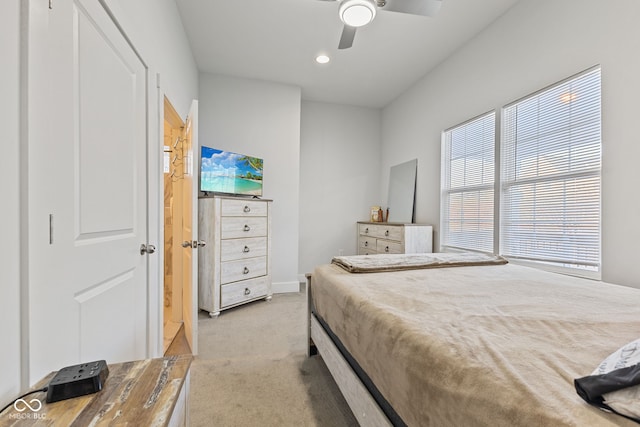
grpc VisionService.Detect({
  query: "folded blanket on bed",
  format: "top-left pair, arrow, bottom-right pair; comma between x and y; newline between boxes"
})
331,252 -> 508,273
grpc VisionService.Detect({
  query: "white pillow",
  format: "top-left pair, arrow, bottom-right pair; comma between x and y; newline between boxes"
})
592,338 -> 640,419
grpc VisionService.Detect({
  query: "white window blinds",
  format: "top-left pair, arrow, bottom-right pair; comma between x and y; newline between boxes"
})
501,67 -> 601,271
441,112 -> 495,252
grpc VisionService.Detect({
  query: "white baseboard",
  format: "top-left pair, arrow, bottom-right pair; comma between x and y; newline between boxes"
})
272,280 -> 301,294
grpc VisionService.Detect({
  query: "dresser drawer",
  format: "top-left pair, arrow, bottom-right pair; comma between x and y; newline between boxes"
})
221,199 -> 268,217
359,223 -> 403,241
220,237 -> 267,262
358,236 -> 377,252
376,239 -> 402,254
368,224 -> 402,241
221,276 -> 270,308
358,223 -> 373,236
220,256 -> 267,284
359,248 -> 377,255
221,217 -> 267,239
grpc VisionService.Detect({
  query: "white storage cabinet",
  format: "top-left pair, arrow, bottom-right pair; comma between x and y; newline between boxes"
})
198,196 -> 272,317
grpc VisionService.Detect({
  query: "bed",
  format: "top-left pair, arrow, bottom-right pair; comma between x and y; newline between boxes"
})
307,253 -> 640,426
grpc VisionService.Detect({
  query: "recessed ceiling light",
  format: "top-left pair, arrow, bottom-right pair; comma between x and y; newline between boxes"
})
315,54 -> 330,64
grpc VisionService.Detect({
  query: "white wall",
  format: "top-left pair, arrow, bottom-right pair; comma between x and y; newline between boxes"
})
199,74 -> 301,291
1,0 -> 23,408
299,101 -> 382,274
382,0 -> 640,288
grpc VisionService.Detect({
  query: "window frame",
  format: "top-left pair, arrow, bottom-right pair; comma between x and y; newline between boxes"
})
499,66 -> 601,279
439,66 -> 602,279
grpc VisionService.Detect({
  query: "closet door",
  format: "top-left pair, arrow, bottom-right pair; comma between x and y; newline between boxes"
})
27,0 -> 149,381
181,100 -> 199,355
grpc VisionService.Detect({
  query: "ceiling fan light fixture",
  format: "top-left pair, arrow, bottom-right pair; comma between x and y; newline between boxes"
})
339,0 -> 377,28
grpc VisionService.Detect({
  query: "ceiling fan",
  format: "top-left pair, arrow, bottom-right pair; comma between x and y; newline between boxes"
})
319,0 -> 443,49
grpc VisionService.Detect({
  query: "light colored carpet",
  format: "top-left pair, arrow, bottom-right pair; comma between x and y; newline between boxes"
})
189,290 -> 358,427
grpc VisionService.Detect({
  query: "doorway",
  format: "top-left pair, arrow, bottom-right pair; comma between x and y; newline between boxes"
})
163,96 -> 188,354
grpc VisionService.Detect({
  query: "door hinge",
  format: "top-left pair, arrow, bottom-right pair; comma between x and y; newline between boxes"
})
49,214 -> 54,244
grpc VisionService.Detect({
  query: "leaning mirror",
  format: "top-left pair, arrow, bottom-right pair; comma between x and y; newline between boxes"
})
387,159 -> 417,223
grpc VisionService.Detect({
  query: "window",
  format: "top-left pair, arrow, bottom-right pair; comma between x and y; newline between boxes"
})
441,112 -> 495,253
500,67 -> 601,272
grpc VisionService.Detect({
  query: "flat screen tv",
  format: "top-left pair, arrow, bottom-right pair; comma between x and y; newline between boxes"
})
200,146 -> 263,197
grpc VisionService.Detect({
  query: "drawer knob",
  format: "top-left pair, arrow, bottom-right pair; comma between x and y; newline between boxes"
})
365,227 -> 369,234
244,205 -> 251,213
243,267 -> 250,275
243,224 -> 250,232
244,288 -> 251,296
243,245 -> 250,253
385,246 -> 390,252
385,230 -> 389,236
364,241 -> 368,247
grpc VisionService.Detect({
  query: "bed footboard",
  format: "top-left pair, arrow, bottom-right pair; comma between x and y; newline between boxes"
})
306,274 -> 392,427
310,315 -> 392,427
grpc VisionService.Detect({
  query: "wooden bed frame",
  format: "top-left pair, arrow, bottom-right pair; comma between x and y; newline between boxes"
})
306,274 -> 393,427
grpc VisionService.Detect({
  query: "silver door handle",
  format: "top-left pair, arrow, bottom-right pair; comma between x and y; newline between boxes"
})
182,240 -> 193,248
197,240 -> 206,247
140,244 -> 156,255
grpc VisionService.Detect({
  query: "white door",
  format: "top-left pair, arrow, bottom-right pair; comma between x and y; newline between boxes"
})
27,0 -> 149,381
182,101 -> 199,355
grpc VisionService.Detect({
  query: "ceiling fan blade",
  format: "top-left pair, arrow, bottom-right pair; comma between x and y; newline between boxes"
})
380,0 -> 442,17
338,25 -> 357,49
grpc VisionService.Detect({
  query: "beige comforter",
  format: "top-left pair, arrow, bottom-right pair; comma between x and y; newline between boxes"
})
311,261 -> 640,427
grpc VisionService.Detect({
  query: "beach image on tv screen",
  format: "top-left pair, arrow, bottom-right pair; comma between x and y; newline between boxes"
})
200,147 -> 263,196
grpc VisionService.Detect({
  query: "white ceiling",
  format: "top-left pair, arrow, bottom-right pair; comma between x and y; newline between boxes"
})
175,0 -> 521,108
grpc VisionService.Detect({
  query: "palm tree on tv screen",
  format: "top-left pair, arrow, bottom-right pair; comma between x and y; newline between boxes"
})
239,156 -> 263,177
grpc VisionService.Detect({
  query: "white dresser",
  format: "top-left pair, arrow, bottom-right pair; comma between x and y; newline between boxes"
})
198,196 -> 272,317
357,222 -> 433,255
